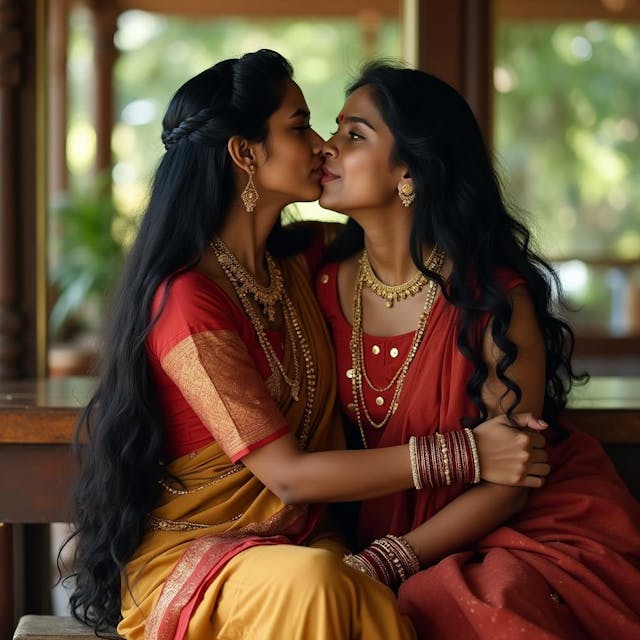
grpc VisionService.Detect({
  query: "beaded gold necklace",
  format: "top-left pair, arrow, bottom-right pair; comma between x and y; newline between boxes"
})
211,236 -> 284,322
350,246 -> 445,447
210,238 -> 317,447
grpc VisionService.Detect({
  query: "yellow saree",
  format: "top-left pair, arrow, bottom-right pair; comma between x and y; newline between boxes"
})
118,253 -> 345,639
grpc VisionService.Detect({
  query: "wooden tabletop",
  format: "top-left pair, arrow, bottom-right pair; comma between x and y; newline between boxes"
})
0,375 -> 639,444
0,376 -> 94,444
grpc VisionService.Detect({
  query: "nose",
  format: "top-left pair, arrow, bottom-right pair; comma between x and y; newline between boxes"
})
310,128 -> 325,154
321,138 -> 336,158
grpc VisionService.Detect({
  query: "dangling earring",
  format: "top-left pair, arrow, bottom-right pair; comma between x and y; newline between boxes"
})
398,182 -> 415,207
241,166 -> 259,213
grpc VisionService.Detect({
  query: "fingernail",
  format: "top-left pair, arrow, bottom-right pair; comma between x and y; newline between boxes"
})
538,419 -> 549,426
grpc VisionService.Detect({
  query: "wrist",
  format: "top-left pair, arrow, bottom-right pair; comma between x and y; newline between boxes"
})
409,429 -> 481,489
343,534 -> 420,589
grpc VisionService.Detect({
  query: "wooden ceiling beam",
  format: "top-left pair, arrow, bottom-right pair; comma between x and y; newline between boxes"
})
110,0 -> 400,19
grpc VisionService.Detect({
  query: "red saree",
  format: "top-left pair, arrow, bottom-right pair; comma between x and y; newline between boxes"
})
317,260 -> 640,639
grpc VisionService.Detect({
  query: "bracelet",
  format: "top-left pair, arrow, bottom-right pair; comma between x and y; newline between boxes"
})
464,428 -> 481,483
408,436 -> 423,489
408,429 -> 481,489
343,534 -> 421,588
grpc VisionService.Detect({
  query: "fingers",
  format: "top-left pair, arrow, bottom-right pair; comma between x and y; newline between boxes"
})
510,412 -> 549,431
530,448 -> 549,464
528,431 -> 547,449
516,461 -> 551,488
519,475 -> 546,489
528,463 -> 551,477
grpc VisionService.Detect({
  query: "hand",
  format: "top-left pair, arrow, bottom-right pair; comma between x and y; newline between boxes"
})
473,413 -> 550,488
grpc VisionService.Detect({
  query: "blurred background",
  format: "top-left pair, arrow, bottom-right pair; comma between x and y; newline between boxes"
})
43,0 -> 640,379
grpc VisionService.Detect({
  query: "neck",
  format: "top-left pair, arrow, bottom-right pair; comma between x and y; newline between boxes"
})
217,201 -> 282,279
356,207 -> 422,285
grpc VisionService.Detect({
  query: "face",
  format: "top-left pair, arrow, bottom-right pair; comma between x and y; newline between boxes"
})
319,85 -> 406,214
252,80 -> 324,206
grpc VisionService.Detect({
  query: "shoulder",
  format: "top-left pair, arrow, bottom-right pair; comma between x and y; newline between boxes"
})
149,270 -> 243,358
494,265 -> 527,294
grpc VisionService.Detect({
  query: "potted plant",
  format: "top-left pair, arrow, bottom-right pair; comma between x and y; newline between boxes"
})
48,176 -> 129,375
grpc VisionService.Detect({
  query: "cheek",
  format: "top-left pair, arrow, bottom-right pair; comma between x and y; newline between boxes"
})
347,156 -> 394,195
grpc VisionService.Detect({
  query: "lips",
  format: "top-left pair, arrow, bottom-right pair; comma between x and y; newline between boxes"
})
320,166 -> 340,184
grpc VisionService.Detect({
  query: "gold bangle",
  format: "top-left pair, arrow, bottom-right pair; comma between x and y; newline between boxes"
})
465,428 -> 481,483
408,436 -> 423,489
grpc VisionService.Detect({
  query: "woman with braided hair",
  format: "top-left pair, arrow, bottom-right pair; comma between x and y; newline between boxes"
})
68,50 -> 550,640
316,62 -> 640,638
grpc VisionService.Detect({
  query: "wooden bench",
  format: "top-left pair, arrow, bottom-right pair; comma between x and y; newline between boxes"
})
13,615 -> 120,639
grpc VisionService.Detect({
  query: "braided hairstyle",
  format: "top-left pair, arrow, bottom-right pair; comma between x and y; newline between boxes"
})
67,49 -> 298,631
327,62 -> 586,426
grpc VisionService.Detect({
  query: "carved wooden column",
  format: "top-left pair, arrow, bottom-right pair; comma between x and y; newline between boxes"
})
89,0 -> 118,175
0,0 -> 24,381
417,0 -> 494,142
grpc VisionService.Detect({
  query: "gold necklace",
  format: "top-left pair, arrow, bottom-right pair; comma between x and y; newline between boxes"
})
210,239 -> 317,447
350,247 -> 445,447
360,247 -> 437,308
211,237 -> 284,321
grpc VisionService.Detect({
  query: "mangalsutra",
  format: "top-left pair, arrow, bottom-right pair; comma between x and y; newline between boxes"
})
350,246 -> 445,447
360,246 -> 438,308
210,238 -> 317,447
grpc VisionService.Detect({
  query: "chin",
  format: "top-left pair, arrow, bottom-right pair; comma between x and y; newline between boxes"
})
319,194 -> 341,210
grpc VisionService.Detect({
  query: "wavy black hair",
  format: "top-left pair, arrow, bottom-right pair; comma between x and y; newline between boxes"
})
327,62 -> 586,426
66,49 -> 311,631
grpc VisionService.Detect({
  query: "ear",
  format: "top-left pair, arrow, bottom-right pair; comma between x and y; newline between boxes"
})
227,135 -> 256,174
397,171 -> 414,194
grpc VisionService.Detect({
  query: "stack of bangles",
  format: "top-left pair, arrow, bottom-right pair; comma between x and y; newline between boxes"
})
343,535 -> 420,589
408,428 -> 481,489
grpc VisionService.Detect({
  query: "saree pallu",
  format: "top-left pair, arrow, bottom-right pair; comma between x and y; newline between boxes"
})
118,254 -> 345,640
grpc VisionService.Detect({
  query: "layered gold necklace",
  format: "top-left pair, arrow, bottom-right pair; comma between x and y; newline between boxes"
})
350,246 -> 445,447
210,237 -> 317,446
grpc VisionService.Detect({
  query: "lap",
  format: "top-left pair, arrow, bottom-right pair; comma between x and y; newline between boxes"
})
186,543 -> 415,640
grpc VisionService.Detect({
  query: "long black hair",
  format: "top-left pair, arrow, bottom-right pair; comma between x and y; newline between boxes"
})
327,62 -> 586,425
67,49 -> 304,631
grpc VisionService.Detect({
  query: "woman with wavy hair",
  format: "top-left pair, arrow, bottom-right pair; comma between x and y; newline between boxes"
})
317,63 -> 640,639
68,50 -> 548,640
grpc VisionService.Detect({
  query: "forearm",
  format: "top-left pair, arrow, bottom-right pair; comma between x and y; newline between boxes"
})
245,426 -> 487,504
259,444 -> 412,504
402,483 -> 529,566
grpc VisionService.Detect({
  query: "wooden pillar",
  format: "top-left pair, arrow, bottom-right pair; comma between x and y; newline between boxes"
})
0,523 -> 14,640
0,0 -> 46,633
0,0 -> 24,381
417,0 -> 494,142
48,0 -> 68,199
90,0 -> 118,176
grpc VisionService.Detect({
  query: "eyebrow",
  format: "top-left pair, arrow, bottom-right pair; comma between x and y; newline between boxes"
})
335,115 -> 376,131
290,108 -> 310,119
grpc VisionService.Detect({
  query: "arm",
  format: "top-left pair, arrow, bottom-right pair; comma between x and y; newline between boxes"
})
161,320 -> 546,507
348,286 -> 547,581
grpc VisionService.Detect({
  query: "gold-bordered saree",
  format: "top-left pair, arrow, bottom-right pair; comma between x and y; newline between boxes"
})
117,251 -> 344,640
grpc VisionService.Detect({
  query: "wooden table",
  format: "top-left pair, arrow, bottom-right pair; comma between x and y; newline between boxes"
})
0,375 -> 639,638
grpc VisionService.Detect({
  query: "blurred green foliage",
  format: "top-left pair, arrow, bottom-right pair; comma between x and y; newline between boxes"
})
495,21 -> 640,260
55,12 -> 640,338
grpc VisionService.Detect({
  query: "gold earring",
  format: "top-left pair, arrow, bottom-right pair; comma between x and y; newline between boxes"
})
398,182 -> 415,207
241,167 -> 259,213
